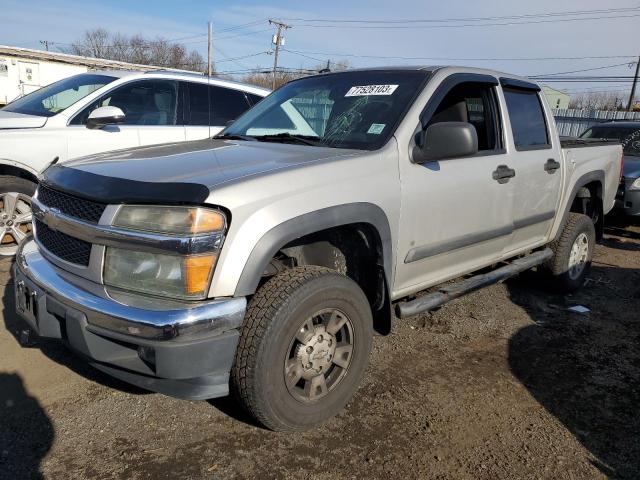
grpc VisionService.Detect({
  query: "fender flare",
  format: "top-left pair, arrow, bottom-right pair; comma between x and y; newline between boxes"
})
555,170 -> 604,240
0,158 -> 41,180
234,202 -> 393,296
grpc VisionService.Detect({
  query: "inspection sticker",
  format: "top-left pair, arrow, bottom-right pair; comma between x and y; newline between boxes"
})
345,84 -> 399,96
367,123 -> 386,134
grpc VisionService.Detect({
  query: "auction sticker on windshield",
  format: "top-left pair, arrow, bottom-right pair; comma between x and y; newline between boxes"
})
345,85 -> 399,96
367,123 -> 386,134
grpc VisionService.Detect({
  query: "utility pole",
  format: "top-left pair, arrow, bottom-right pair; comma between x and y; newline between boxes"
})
207,22 -> 214,76
39,40 -> 50,51
269,19 -> 290,89
628,55 -> 640,112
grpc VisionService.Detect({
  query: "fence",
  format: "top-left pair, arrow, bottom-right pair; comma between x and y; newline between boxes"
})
552,109 -> 640,137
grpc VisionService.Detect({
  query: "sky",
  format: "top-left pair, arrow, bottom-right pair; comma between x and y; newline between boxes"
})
1,0 -> 637,99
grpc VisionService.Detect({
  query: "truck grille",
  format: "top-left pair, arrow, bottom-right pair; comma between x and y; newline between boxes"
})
35,219 -> 92,266
37,185 -> 107,224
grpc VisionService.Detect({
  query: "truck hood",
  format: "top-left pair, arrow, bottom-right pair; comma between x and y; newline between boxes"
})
0,111 -> 48,129
45,139 -> 361,204
623,155 -> 640,179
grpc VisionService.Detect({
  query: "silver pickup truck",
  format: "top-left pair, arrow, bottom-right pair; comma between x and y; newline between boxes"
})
14,66 -> 622,431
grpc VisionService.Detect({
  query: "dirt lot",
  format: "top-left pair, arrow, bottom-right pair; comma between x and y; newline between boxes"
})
1,217 -> 639,480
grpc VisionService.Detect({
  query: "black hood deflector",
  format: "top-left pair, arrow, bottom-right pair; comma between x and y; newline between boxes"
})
42,165 -> 210,205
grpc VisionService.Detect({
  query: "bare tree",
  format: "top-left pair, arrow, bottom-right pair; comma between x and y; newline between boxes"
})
569,91 -> 627,111
69,29 -> 205,71
241,60 -> 351,89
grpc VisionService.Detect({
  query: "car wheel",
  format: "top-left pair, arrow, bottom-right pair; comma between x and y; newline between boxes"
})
0,176 -> 36,257
231,266 -> 373,431
544,212 -> 595,293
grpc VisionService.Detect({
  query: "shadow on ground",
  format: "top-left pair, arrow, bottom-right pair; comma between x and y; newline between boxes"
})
1,258 -> 148,397
0,373 -> 54,480
507,263 -> 640,479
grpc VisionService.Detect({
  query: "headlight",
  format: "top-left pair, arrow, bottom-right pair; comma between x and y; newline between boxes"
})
113,205 -> 225,235
105,206 -> 226,300
631,177 -> 640,190
104,248 -> 217,299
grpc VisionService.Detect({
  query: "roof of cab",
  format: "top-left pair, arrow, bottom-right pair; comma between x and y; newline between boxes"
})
292,65 -> 539,86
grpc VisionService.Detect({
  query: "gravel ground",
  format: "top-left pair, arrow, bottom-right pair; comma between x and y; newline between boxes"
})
1,217 -> 639,480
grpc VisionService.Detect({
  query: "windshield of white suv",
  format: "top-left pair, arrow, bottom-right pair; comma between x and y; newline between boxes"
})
220,70 -> 429,150
2,73 -> 117,117
580,125 -> 640,157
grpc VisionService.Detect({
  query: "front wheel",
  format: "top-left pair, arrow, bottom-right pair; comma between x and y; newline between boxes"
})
0,176 -> 36,257
231,266 -> 373,431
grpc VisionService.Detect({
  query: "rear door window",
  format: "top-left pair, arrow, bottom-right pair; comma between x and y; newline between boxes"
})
503,88 -> 550,150
209,86 -> 252,126
185,82 -> 210,125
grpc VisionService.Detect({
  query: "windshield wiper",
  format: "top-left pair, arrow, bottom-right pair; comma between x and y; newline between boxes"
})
252,133 -> 325,147
214,133 -> 257,141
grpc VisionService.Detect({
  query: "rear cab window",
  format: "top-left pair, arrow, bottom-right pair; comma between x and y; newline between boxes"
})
502,86 -> 550,150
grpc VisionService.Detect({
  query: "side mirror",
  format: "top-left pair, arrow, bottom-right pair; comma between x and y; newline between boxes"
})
86,106 -> 126,130
412,121 -> 478,163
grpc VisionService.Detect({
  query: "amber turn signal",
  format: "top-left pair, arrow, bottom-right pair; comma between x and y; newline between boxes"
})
184,254 -> 217,295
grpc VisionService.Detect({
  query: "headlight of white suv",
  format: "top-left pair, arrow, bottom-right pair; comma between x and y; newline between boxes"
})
630,177 -> 640,190
104,206 -> 226,300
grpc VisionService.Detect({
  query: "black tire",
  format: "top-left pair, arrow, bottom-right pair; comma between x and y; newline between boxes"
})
231,266 -> 373,431
544,212 -> 595,293
0,176 -> 37,257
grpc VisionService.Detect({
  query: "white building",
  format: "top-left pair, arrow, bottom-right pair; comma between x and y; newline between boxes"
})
542,85 -> 570,110
0,45 -> 176,106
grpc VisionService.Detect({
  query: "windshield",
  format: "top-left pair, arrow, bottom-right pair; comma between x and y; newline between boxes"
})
222,70 -> 429,150
580,125 -> 640,157
2,73 -> 117,117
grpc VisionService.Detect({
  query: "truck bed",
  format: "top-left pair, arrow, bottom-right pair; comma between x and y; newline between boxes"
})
560,137 -> 620,148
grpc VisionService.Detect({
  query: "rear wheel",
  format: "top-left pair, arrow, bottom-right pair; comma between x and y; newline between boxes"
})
0,176 -> 36,256
544,213 -> 595,292
231,266 -> 373,431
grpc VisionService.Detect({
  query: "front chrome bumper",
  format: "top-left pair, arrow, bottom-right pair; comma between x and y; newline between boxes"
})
13,239 -> 247,400
15,239 -> 246,340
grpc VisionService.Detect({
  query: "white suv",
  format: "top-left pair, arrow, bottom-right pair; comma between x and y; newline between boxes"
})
0,70 -> 269,255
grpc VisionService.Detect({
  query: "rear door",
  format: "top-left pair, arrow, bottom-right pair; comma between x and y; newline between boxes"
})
395,74 -> 515,294
499,80 -> 563,253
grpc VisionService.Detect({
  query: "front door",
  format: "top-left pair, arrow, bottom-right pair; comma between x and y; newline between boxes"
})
66,79 -> 184,159
394,76 -> 514,297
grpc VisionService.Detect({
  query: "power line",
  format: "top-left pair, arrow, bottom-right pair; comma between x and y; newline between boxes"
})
531,62 -> 637,77
282,49 -> 325,63
215,28 -> 274,41
215,51 -> 272,64
282,48 -> 639,63
287,13 -> 640,29
280,6 -> 640,24
216,19 -> 267,33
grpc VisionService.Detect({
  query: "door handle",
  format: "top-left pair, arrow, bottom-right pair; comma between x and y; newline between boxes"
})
492,165 -> 516,184
544,158 -> 561,173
